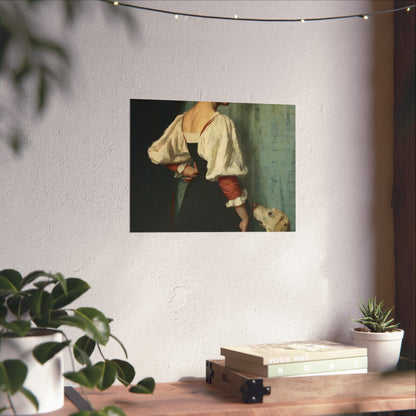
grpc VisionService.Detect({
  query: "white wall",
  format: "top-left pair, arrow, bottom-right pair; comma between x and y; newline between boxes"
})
0,1 -> 394,382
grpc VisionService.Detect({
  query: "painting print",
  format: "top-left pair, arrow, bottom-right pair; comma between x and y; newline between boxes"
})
130,100 -> 295,232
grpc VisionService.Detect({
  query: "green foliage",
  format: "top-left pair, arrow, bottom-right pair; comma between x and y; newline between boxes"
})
74,335 -> 96,365
0,359 -> 27,395
111,359 -> 135,386
353,296 -> 400,333
0,269 -> 154,415
64,366 -> 103,390
32,340 -> 71,364
18,387 -> 39,412
129,377 -> 156,394
0,0 -> 136,154
69,405 -> 127,416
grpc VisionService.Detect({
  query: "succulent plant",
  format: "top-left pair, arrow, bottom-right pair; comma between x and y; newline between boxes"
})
353,296 -> 400,333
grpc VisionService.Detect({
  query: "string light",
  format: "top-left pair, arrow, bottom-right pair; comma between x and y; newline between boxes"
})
99,0 -> 415,23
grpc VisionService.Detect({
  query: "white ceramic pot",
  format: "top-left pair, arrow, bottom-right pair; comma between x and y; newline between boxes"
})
350,328 -> 404,372
0,329 -> 64,415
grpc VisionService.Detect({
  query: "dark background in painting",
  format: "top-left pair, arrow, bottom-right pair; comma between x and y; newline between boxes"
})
130,99 -> 296,232
130,99 -> 182,232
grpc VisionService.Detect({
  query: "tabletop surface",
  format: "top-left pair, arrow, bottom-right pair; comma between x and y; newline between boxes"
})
48,369 -> 416,416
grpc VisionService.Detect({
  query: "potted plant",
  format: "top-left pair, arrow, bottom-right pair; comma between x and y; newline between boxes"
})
0,269 -> 155,416
351,296 -> 404,372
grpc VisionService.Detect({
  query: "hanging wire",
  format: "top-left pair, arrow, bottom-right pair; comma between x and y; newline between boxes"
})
100,0 -> 415,23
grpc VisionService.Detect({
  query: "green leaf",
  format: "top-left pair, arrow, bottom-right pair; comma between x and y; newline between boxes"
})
74,335 -> 96,365
0,270 -> 22,291
52,273 -> 67,294
33,280 -> 55,290
64,366 -> 102,389
51,278 -> 90,308
0,319 -> 31,336
73,349 -> 92,368
30,37 -> 70,65
22,271 -> 68,294
383,306 -> 394,321
0,276 -> 19,296
128,377 -> 155,394
54,310 -> 109,346
47,310 -> 69,328
69,407 -> 126,416
94,361 -> 117,391
29,289 -> 53,317
355,296 -> 400,332
74,308 -> 110,345
110,359 -> 135,386
22,270 -> 49,287
7,295 -> 29,318
0,304 -> 7,321
0,359 -> 27,395
19,386 -> 39,411
12,56 -> 33,85
33,340 -> 70,364
29,290 -> 53,326
52,315 -> 89,333
69,412 -> 91,416
97,406 -> 127,416
37,66 -> 48,113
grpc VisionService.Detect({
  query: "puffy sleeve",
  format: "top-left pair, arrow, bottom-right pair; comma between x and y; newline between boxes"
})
201,115 -> 248,181
147,114 -> 192,165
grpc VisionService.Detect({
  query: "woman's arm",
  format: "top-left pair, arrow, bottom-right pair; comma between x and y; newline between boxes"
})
218,175 -> 249,231
234,204 -> 249,232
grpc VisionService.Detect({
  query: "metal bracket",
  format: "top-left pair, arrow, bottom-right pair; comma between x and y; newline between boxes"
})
64,386 -> 93,411
240,378 -> 271,403
206,360 -> 214,384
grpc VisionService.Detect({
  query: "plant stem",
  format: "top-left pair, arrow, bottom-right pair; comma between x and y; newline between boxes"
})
61,332 -> 94,411
97,343 -> 106,361
17,296 -> 22,320
7,393 -> 17,416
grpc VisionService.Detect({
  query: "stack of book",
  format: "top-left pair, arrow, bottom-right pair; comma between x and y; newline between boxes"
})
220,341 -> 368,378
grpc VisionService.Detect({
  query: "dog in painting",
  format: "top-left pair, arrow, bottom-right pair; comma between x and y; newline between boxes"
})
252,202 -> 290,232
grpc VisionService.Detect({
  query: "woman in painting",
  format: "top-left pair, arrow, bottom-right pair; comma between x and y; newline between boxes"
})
147,101 -> 249,232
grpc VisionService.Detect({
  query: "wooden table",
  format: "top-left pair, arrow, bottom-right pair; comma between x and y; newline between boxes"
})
49,369 -> 415,416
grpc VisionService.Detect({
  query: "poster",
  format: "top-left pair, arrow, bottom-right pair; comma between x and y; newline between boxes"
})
130,99 -> 295,232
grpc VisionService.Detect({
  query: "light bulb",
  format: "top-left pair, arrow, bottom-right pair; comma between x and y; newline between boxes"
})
113,1 -> 119,5
174,14 -> 179,19
234,14 -> 239,19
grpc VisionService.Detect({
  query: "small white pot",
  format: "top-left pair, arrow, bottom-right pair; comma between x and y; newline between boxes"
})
0,329 -> 65,415
351,328 -> 404,372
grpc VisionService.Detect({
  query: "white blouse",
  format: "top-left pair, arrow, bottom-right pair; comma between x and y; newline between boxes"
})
147,112 -> 248,182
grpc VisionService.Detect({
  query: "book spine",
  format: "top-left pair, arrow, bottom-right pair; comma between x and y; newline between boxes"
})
285,368 -> 368,377
267,356 -> 368,377
225,356 -> 368,377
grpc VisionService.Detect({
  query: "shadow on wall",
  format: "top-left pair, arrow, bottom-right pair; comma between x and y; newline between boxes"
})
371,7 -> 396,309
130,99 -> 296,232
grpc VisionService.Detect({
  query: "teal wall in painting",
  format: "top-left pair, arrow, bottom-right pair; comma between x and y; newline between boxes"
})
176,102 -> 296,231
